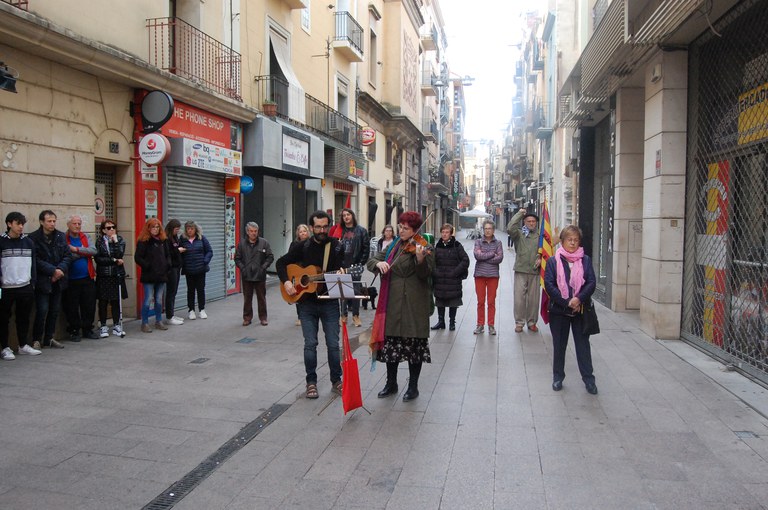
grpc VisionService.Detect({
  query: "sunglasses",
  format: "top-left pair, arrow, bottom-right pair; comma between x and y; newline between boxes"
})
105,226 -> 116,230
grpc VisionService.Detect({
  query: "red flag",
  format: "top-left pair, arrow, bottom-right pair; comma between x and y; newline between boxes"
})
538,200 -> 554,324
340,322 -> 363,414
344,193 -> 351,209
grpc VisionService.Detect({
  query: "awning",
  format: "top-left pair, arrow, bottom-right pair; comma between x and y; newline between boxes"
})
347,175 -> 380,190
269,31 -> 306,123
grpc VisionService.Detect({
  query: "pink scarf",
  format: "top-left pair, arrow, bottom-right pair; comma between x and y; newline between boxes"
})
369,238 -> 403,356
555,246 -> 585,299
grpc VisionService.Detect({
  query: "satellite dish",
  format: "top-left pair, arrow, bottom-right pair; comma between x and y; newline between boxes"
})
141,91 -> 174,134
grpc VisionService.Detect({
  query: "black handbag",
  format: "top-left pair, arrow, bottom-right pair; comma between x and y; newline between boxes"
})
582,300 -> 600,335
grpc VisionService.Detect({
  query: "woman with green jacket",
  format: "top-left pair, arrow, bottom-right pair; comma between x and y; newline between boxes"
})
367,211 -> 435,402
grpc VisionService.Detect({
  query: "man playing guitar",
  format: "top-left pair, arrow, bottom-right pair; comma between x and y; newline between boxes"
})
276,210 -> 345,400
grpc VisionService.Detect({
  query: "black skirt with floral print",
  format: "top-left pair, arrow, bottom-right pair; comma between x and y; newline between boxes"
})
375,336 -> 431,364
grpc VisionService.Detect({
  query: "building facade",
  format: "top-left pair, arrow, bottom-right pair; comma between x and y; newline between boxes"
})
504,0 -> 768,383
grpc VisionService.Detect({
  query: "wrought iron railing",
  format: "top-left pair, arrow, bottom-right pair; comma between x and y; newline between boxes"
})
305,94 -> 360,149
146,17 -> 241,101
254,75 -> 289,116
2,0 -> 28,10
334,11 -> 364,56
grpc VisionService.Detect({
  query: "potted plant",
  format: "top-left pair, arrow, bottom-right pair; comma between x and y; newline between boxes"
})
262,99 -> 278,117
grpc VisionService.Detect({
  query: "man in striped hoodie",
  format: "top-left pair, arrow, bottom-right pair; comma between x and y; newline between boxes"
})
0,212 -> 41,360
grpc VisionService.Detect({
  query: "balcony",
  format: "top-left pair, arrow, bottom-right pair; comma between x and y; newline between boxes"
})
305,94 -> 361,149
254,75 -> 289,117
332,12 -> 364,62
534,102 -> 553,139
420,24 -> 438,52
422,117 -> 438,141
282,0 -> 308,9
421,69 -> 438,96
2,0 -> 28,9
146,17 -> 242,101
427,170 -> 451,194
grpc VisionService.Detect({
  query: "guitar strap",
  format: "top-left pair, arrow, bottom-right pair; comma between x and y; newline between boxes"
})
322,241 -> 331,273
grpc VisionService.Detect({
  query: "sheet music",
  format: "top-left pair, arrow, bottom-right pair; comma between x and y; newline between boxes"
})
323,273 -> 356,299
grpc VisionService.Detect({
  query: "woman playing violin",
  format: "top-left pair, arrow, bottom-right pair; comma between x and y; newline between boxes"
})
367,211 -> 435,401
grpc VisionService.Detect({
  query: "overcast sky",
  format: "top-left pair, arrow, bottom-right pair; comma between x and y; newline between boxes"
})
439,0 -> 541,143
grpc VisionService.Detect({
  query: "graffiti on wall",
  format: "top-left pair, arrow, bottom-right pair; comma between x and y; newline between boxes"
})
402,31 -> 418,112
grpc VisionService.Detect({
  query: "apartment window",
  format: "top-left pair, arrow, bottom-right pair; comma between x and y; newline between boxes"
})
301,0 -> 311,33
369,30 -> 378,86
385,138 -> 393,168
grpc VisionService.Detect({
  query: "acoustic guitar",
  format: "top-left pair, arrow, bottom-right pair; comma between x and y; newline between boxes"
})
281,264 -> 364,304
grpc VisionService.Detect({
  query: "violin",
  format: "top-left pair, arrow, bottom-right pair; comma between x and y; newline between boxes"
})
403,233 -> 434,255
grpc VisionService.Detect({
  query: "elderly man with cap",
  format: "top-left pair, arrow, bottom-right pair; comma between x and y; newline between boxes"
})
507,208 -> 542,333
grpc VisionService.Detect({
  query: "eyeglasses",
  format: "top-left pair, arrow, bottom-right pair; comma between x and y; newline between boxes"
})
150,225 -> 161,229
104,226 -> 116,230
313,225 -> 330,231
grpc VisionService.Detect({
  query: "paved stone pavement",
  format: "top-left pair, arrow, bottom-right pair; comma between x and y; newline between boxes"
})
1,230 -> 768,509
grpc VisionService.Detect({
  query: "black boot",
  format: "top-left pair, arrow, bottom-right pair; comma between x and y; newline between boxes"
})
449,308 -> 457,331
403,362 -> 421,401
431,307 -> 446,330
377,362 -> 399,398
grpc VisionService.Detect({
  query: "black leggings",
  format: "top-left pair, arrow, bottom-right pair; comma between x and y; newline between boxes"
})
185,273 -> 206,311
98,299 -> 120,326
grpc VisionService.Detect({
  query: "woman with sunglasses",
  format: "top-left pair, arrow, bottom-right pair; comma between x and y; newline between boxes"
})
94,220 -> 127,338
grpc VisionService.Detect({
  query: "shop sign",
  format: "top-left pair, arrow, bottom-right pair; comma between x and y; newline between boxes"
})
164,101 -> 241,150
453,171 -> 460,198
182,139 -> 242,176
282,134 -> 309,170
240,175 -> 255,194
138,133 -> 171,165
361,127 -> 376,146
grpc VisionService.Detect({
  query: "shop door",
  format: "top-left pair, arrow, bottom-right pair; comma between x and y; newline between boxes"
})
165,168 -> 227,305
263,176 -> 293,270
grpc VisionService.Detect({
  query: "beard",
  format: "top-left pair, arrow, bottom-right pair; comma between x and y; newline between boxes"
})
314,232 -> 328,243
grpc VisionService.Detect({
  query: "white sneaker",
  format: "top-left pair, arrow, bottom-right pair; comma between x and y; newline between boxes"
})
169,316 -> 184,325
198,310 -> 208,319
112,325 -> 125,337
188,310 -> 197,320
1,347 -> 15,360
18,344 -> 42,356
99,326 -> 109,338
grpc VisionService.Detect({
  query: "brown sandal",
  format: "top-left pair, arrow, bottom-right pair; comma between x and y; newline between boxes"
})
332,380 -> 343,395
306,383 -> 319,399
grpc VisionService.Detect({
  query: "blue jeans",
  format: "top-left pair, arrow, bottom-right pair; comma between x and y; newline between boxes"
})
33,287 -> 62,342
142,283 -> 166,324
297,299 -> 342,385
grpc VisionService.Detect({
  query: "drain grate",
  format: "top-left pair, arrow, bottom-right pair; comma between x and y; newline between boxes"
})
142,403 -> 290,510
734,430 -> 759,439
189,358 -> 210,364
236,337 -> 257,344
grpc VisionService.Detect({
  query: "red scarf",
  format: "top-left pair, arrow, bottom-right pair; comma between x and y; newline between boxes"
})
369,238 -> 402,357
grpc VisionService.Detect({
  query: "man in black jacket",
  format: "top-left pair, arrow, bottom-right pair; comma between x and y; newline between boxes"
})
276,211 -> 344,399
29,210 -> 71,349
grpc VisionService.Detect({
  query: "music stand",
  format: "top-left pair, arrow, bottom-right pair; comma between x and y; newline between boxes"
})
318,272 -> 371,300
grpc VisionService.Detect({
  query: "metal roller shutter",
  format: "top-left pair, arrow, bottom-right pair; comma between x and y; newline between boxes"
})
165,168 -> 226,307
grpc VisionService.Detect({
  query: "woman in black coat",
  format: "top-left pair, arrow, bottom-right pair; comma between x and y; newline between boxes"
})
94,219 -> 127,338
431,223 -> 470,331
135,218 -> 171,333
544,225 -> 598,395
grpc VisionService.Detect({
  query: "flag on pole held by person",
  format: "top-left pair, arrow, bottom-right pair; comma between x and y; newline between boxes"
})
538,200 -> 554,324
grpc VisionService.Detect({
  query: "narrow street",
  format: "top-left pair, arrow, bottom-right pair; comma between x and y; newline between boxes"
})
1,232 -> 767,509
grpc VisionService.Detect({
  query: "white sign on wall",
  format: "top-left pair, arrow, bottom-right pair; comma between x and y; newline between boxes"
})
282,134 -> 309,170
181,139 -> 242,176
